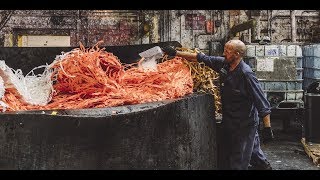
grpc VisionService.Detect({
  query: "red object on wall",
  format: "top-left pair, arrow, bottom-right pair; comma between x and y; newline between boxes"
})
185,14 -> 206,30
206,20 -> 214,34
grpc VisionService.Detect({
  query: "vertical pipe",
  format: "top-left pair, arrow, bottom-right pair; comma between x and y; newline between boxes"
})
291,10 -> 297,43
180,10 -> 182,44
210,10 -> 212,36
159,10 -> 164,42
225,10 -> 230,41
191,10 -> 194,48
267,10 -> 270,38
168,10 -> 171,41
76,10 -> 81,45
218,11 -> 222,40
162,10 -> 169,42
138,11 -> 142,44
251,19 -> 257,41
269,10 -> 273,41
256,15 -> 261,40
86,10 -> 90,46
167,10 -> 170,42
215,10 -> 222,39
150,11 -> 160,43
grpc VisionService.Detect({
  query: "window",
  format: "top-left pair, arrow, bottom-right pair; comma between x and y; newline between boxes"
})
18,35 -> 70,47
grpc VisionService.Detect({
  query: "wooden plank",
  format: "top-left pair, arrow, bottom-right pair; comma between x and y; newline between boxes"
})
301,138 -> 320,165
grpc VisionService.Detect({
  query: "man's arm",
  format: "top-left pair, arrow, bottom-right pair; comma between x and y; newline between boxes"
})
244,72 -> 274,142
162,46 -> 225,72
196,53 -> 225,72
175,51 -> 225,72
244,71 -> 271,120
175,51 -> 198,62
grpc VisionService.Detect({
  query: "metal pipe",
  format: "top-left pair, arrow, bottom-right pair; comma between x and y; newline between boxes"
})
168,10 -> 171,42
291,10 -> 297,42
150,11 -> 160,43
76,10 -> 81,45
269,10 -> 273,42
256,15 -> 261,40
179,10 -> 182,43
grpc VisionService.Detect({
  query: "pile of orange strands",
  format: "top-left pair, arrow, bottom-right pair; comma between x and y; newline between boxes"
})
1,42 -> 193,112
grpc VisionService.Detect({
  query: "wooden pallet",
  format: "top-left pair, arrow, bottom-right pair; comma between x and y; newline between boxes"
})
301,138 -> 320,166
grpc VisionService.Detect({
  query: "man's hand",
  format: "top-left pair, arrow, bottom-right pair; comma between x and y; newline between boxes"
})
262,127 -> 274,143
162,46 -> 177,56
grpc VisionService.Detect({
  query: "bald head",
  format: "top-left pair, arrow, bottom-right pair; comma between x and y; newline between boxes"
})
225,39 -> 246,57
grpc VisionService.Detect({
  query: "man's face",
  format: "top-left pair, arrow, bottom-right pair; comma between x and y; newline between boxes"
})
223,44 -> 238,63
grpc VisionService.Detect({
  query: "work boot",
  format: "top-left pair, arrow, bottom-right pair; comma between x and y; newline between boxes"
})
248,160 -> 273,170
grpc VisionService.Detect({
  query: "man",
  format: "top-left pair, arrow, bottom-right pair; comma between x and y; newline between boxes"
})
162,39 -> 274,170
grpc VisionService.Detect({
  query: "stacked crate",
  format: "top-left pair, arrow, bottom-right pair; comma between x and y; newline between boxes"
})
244,44 -> 303,109
302,44 -> 320,90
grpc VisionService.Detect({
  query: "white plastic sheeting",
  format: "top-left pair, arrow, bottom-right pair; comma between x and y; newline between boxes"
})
0,77 -> 7,112
0,60 -> 54,107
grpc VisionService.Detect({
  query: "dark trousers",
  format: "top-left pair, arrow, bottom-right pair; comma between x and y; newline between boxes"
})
219,123 -> 268,170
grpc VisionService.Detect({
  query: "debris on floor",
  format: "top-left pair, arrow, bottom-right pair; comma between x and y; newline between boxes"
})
301,138 -> 320,166
262,117 -> 320,170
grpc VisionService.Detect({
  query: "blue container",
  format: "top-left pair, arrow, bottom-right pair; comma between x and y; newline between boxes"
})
303,44 -> 320,57
303,56 -> 320,69
303,77 -> 320,90
304,67 -> 320,78
302,44 -> 320,89
302,45 -> 312,57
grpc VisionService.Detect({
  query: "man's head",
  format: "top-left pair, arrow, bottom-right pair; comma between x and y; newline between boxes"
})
223,39 -> 246,64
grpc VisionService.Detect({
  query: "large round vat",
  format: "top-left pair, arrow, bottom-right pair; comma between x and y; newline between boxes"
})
0,93 -> 216,170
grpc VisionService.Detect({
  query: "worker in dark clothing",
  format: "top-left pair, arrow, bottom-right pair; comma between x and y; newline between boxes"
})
162,39 -> 274,170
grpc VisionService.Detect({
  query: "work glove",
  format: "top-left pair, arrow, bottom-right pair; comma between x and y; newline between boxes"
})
262,127 -> 274,144
162,46 -> 177,56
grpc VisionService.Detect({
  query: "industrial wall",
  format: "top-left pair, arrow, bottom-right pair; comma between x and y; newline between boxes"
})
0,10 -> 319,54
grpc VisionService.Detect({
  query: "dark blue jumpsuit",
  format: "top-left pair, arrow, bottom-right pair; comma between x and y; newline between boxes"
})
197,53 -> 271,170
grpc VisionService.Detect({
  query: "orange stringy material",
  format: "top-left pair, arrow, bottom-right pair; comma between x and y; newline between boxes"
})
1,42 -> 193,112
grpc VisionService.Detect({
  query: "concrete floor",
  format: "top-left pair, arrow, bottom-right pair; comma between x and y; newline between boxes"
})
261,114 -> 320,170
